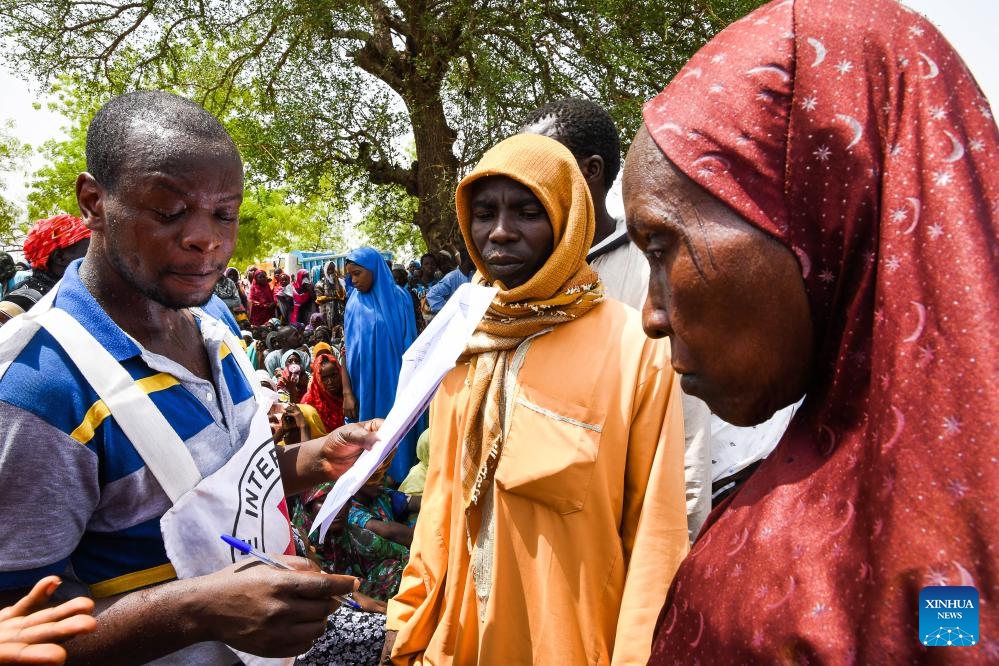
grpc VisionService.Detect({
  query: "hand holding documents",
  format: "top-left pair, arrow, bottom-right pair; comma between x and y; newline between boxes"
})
312,282 -> 497,540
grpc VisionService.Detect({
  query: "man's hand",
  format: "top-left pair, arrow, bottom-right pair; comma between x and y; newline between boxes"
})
317,420 -> 382,480
198,557 -> 357,657
278,419 -> 381,496
0,576 -> 96,665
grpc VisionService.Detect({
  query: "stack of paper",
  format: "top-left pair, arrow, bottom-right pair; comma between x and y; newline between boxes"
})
312,283 -> 497,540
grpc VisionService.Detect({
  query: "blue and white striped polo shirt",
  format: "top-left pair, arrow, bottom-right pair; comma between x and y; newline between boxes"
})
0,260 -> 257,598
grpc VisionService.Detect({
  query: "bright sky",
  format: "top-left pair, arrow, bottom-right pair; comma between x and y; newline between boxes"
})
2,0 -> 997,214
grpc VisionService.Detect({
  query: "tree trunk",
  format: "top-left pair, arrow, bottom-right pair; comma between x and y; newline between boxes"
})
409,92 -> 460,253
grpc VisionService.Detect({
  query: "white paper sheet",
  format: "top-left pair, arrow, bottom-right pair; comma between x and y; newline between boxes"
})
312,282 -> 497,541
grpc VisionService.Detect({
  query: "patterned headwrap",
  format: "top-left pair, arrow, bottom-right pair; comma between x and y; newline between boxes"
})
643,0 -> 999,661
23,214 -> 91,271
455,133 -> 604,509
300,349 -> 345,432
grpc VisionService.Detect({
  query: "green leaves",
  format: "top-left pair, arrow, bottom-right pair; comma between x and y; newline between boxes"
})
0,119 -> 31,247
1,0 -> 766,256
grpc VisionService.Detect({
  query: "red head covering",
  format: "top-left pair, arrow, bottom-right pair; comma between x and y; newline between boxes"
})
293,269 -> 309,291
23,214 -> 91,271
644,0 -> 998,661
300,351 -> 344,432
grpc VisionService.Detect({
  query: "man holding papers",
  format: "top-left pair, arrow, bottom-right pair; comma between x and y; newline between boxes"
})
384,134 -> 689,665
0,91 -> 374,664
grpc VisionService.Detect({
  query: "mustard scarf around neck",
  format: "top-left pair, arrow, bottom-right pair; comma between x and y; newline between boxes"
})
455,134 -> 604,509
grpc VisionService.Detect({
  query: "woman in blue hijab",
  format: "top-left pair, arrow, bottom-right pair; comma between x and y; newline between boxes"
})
343,247 -> 420,481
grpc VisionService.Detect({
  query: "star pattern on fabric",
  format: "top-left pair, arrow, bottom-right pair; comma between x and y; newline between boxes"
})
813,145 -> 832,161
925,567 -> 949,586
908,25 -> 925,37
890,207 -> 907,222
942,416 -> 962,436
929,106 -> 947,120
801,95 -> 818,111
946,478 -> 969,499
918,344 -> 935,365
932,169 -> 954,186
885,256 -> 901,272
834,60 -> 854,74
927,223 -> 944,239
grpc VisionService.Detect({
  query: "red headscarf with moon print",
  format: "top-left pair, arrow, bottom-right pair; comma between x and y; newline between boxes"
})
643,0 -> 998,661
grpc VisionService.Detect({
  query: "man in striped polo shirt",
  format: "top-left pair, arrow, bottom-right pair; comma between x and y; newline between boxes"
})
0,91 -> 373,664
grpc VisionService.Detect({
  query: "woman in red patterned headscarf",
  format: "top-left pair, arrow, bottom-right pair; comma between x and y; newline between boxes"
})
300,349 -> 345,433
623,0 -> 998,661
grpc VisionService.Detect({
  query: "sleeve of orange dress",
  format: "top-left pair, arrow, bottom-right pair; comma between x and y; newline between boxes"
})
611,339 -> 690,665
385,372 -> 461,663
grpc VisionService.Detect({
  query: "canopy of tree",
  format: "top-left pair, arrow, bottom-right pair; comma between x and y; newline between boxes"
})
1,0 -> 764,254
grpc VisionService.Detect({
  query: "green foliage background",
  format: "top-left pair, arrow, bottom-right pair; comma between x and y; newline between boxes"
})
1,0 -> 766,260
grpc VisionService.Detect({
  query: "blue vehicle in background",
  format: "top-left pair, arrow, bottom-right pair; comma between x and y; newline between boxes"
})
277,249 -> 394,282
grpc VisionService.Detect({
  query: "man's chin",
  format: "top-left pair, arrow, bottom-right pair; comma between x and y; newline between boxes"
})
150,289 -> 214,311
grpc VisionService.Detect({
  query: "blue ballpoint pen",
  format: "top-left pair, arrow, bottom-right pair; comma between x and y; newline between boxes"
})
221,534 -> 362,610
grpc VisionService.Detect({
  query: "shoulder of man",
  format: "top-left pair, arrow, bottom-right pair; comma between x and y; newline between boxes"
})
0,323 -> 101,439
200,294 -> 241,336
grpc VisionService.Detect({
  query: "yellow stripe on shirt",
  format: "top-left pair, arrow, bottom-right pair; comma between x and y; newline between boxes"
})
89,562 -> 177,598
70,373 -> 181,444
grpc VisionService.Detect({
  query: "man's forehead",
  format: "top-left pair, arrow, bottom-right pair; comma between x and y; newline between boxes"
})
121,125 -> 241,177
469,175 -> 538,202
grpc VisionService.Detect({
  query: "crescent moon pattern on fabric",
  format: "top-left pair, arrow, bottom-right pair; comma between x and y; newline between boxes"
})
726,528 -> 750,556
917,51 -> 940,79
835,113 -> 864,149
689,613 -> 705,648
952,561 -> 976,588
651,121 -> 686,137
746,64 -> 791,81
902,196 -> 921,234
902,300 -> 927,343
828,500 -> 856,537
819,424 -> 837,456
883,405 -> 906,452
766,577 -> 796,610
662,603 -> 678,634
691,153 -> 732,173
683,67 -> 703,79
807,37 -> 826,67
942,130 -> 965,163
793,246 -> 812,278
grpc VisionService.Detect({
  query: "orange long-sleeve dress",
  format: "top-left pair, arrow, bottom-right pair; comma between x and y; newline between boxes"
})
387,300 -> 689,665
